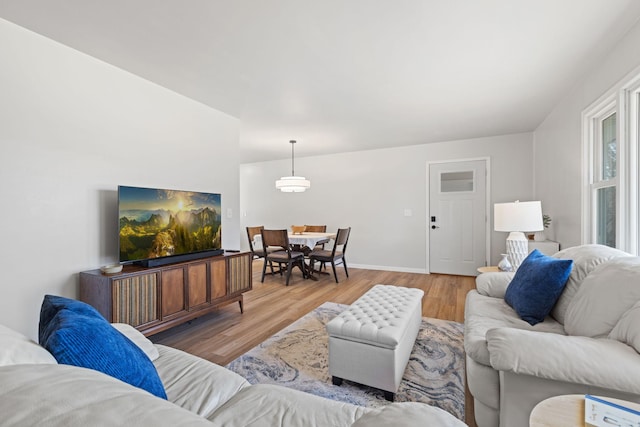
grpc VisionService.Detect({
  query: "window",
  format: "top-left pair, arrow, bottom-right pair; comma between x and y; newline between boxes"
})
583,68 -> 640,254
595,111 -> 617,247
440,171 -> 474,192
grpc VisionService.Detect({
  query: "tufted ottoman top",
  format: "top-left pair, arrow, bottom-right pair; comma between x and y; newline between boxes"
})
326,284 -> 424,349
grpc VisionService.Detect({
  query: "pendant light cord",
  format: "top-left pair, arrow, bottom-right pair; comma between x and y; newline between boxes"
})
290,140 -> 296,176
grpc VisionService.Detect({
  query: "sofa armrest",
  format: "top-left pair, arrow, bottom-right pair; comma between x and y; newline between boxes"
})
486,328 -> 640,395
475,272 -> 515,298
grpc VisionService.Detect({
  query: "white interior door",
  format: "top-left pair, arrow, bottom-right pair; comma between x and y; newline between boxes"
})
429,160 -> 487,275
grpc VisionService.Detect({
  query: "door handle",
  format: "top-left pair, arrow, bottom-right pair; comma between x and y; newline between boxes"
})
431,225 -> 440,229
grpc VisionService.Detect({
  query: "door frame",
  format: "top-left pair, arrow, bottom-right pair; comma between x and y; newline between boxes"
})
425,157 -> 491,274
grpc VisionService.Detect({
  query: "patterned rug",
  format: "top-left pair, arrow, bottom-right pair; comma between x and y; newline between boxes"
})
226,302 -> 465,421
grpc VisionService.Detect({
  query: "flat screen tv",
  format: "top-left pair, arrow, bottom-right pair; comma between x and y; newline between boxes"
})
118,185 -> 223,267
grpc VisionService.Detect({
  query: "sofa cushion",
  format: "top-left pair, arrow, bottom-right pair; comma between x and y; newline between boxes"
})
504,250 -> 573,326
39,295 -> 167,399
609,300 -> 640,353
209,383 -> 369,427
154,345 -> 250,418
551,244 -> 632,324
565,257 -> 640,338
0,324 -> 57,367
351,402 -> 466,427
464,290 -> 564,366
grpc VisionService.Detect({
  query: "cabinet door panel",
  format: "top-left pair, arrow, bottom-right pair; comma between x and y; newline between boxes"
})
228,253 -> 252,294
188,262 -> 208,309
112,273 -> 159,327
210,258 -> 227,300
161,267 -> 186,317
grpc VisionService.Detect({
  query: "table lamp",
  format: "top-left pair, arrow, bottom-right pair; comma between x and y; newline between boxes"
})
494,200 -> 543,270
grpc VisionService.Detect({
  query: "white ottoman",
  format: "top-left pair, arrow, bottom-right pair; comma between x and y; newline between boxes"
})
326,284 -> 424,401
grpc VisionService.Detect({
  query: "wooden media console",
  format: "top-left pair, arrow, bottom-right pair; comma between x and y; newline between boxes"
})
79,251 -> 252,336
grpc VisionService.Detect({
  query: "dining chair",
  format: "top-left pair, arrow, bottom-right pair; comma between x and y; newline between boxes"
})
303,225 -> 326,232
246,226 -> 276,275
309,227 -> 351,283
260,229 -> 307,285
246,226 -> 265,259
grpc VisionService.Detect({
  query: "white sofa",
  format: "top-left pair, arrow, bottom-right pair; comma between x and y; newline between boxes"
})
465,244 -> 640,427
0,322 -> 465,427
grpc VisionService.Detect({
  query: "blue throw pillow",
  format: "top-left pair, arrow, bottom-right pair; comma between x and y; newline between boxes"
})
504,250 -> 573,325
39,295 -> 167,399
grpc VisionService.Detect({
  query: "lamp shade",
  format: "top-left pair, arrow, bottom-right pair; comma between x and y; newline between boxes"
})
494,201 -> 543,232
275,176 -> 311,192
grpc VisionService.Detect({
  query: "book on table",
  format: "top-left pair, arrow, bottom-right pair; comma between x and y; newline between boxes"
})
584,394 -> 640,427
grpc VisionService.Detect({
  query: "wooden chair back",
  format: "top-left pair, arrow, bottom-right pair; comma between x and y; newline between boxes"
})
304,225 -> 327,232
246,226 -> 264,253
261,229 -> 290,252
333,227 -> 351,255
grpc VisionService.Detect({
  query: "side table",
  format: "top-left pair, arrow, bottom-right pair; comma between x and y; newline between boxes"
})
477,266 -> 501,273
530,395 -> 583,426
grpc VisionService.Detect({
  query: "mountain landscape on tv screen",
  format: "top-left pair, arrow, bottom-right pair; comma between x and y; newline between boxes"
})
119,186 -> 223,262
120,207 -> 221,261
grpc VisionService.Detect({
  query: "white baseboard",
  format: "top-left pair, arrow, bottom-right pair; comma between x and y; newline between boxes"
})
348,263 -> 428,274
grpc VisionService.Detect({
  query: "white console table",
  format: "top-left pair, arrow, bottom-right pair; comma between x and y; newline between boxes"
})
528,240 -> 560,256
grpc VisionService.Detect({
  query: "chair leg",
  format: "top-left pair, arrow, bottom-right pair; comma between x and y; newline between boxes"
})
331,261 -> 339,283
343,258 -> 349,278
308,258 -> 315,277
298,259 -> 307,278
285,262 -> 293,286
261,258 -> 269,282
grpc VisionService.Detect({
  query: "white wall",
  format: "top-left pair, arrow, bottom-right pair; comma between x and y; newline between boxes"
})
241,133 -> 533,272
0,19 -> 241,338
534,19 -> 640,247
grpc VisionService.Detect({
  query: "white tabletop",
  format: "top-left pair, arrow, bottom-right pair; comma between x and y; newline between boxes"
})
255,232 -> 335,248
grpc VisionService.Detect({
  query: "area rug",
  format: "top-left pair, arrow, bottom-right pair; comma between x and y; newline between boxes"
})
226,302 -> 465,421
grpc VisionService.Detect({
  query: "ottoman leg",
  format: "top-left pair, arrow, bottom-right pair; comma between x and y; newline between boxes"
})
332,376 -> 343,386
384,391 -> 395,402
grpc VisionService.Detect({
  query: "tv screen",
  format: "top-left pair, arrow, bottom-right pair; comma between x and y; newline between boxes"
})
118,185 -> 222,265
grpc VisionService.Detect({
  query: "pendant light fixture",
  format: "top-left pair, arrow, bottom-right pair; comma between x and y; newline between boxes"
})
275,140 -> 311,192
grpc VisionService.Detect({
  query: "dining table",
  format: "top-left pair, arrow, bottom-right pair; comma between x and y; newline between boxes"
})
253,231 -> 336,250
253,231 -> 336,280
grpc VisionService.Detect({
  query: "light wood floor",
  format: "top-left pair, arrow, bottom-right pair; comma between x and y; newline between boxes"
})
151,259 -> 478,426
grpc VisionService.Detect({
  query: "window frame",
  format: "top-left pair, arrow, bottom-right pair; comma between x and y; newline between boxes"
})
582,67 -> 640,255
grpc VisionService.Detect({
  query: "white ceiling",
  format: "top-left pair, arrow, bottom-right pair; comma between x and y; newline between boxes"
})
2,1 -> 640,163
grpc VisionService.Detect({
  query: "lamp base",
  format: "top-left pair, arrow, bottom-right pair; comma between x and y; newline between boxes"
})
505,231 -> 529,270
